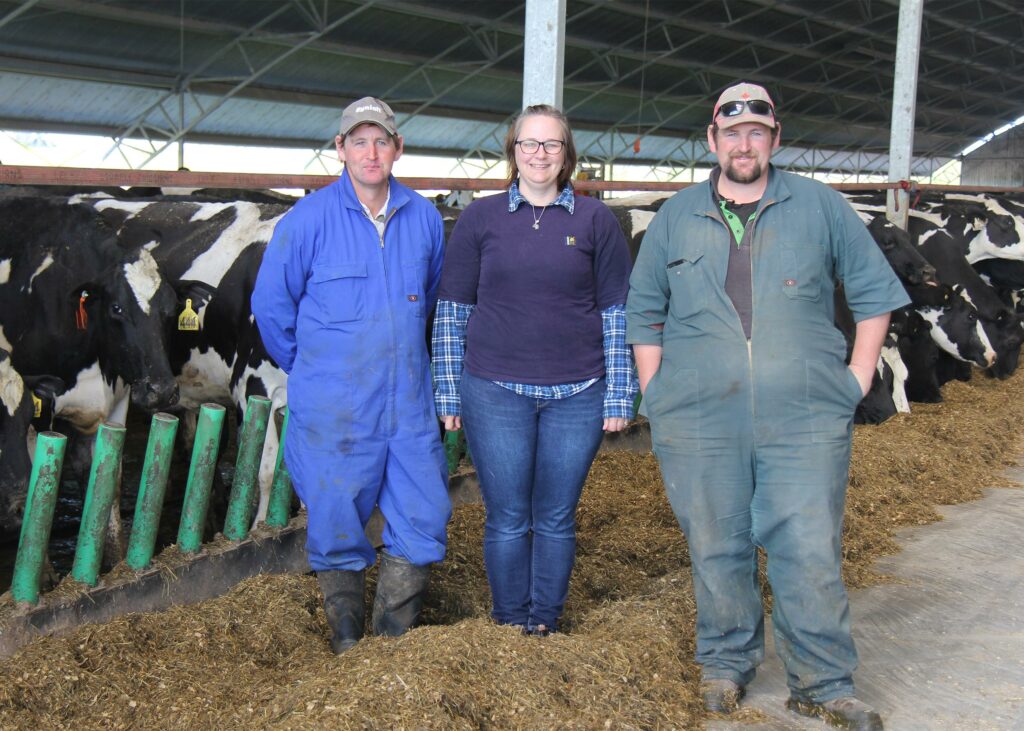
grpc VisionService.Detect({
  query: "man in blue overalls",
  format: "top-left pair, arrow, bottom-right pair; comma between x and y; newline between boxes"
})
253,97 -> 449,653
627,82 -> 908,730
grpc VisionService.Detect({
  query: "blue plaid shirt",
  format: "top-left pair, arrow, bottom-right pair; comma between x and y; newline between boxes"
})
432,184 -> 637,420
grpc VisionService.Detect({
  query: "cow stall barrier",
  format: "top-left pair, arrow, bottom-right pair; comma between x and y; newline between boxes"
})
9,396 -> 294,606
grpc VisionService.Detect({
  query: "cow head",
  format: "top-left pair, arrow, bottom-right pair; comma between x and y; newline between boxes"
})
941,196 -> 1024,259
917,286 -> 996,368
982,311 -> 1024,379
866,216 -> 937,287
73,246 -> 180,411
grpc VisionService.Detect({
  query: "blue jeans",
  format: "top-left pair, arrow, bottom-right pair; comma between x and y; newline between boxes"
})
461,372 -> 605,630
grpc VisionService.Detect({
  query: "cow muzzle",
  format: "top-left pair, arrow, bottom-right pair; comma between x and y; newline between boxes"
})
918,265 -> 939,286
131,379 -> 180,411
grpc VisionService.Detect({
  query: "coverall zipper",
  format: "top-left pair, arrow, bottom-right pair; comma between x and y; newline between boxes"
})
743,197 -> 777,436
375,207 -> 399,434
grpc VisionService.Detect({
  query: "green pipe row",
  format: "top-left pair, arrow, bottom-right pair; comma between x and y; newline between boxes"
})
11,398 -> 295,604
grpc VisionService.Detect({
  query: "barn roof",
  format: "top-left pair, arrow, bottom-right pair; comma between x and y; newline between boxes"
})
1,0 -> 1022,178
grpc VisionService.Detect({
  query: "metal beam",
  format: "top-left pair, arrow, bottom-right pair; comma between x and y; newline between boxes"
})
0,0 -> 41,30
108,2 -> 378,168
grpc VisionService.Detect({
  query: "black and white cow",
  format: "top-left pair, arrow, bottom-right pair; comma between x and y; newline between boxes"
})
914,224 -> 1023,378
86,197 -> 290,523
892,308 -> 945,403
845,195 -> 998,386
0,196 -> 186,552
915,193 -> 1024,264
0,349 -> 34,536
0,349 -> 65,539
0,197 -> 181,424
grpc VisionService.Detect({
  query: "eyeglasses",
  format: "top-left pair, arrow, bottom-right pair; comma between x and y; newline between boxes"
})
716,99 -> 774,119
516,139 -> 565,154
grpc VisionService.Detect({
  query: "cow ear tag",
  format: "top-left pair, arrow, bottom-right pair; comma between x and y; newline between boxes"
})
178,299 -> 200,331
75,291 -> 88,330
31,393 -> 42,419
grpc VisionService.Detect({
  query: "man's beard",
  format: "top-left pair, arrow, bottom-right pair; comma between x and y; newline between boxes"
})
723,158 -> 764,185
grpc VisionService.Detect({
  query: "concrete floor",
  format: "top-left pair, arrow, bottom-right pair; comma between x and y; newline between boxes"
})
708,478 -> 1024,731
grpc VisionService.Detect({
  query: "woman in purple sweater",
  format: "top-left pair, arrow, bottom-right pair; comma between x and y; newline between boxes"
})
431,105 -> 636,635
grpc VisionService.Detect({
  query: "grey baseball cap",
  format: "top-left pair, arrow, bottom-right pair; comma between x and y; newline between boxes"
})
338,96 -> 398,137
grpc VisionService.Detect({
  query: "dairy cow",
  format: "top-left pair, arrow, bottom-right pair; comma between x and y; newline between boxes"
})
0,196 -> 181,426
0,350 -> 65,538
87,198 -> 290,522
914,224 -> 1022,378
914,193 -> 1024,264
0,350 -> 34,535
0,196 -> 185,552
844,194 -> 1001,385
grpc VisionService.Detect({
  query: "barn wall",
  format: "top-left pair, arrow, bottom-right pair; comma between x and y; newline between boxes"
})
961,126 -> 1024,187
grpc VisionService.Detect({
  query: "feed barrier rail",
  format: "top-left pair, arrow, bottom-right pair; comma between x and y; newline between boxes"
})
10,396 -> 294,605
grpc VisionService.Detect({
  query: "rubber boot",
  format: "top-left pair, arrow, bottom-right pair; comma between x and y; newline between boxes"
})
317,569 -> 365,654
371,552 -> 431,637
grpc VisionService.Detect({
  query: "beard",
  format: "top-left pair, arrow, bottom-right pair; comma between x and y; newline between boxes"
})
723,158 -> 765,185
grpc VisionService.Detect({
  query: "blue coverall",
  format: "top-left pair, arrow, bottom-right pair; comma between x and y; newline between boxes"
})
252,171 -> 450,572
626,167 -> 909,702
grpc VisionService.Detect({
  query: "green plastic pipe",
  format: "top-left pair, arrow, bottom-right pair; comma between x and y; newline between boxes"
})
12,431 -> 67,605
71,421 -> 127,586
125,412 -> 179,570
177,403 -> 226,554
264,407 -> 293,528
223,395 -> 271,541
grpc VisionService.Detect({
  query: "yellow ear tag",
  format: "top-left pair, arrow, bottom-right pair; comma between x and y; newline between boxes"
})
32,393 -> 42,419
178,299 -> 200,331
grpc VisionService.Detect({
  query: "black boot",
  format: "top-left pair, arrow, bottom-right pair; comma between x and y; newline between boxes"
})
371,552 -> 431,637
317,569 -> 365,654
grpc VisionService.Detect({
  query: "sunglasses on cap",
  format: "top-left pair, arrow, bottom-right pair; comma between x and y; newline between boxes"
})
717,99 -> 774,118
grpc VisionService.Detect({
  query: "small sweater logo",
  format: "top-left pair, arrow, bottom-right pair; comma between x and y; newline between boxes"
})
566,236 -> 576,246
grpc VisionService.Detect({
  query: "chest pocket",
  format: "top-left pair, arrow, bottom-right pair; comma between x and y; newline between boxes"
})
402,259 -> 428,318
309,262 -> 367,324
667,253 -> 708,320
780,246 -> 825,302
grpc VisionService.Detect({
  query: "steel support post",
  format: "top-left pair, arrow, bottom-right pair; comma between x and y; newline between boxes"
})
523,0 -> 566,108
886,0 -> 924,230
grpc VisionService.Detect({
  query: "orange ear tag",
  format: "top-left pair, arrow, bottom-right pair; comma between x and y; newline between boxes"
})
75,292 -> 88,330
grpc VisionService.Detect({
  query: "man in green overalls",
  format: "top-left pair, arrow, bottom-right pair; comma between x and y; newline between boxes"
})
626,82 -> 909,731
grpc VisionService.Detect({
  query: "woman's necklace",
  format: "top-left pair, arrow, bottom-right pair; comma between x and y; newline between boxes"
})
530,202 -> 548,230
